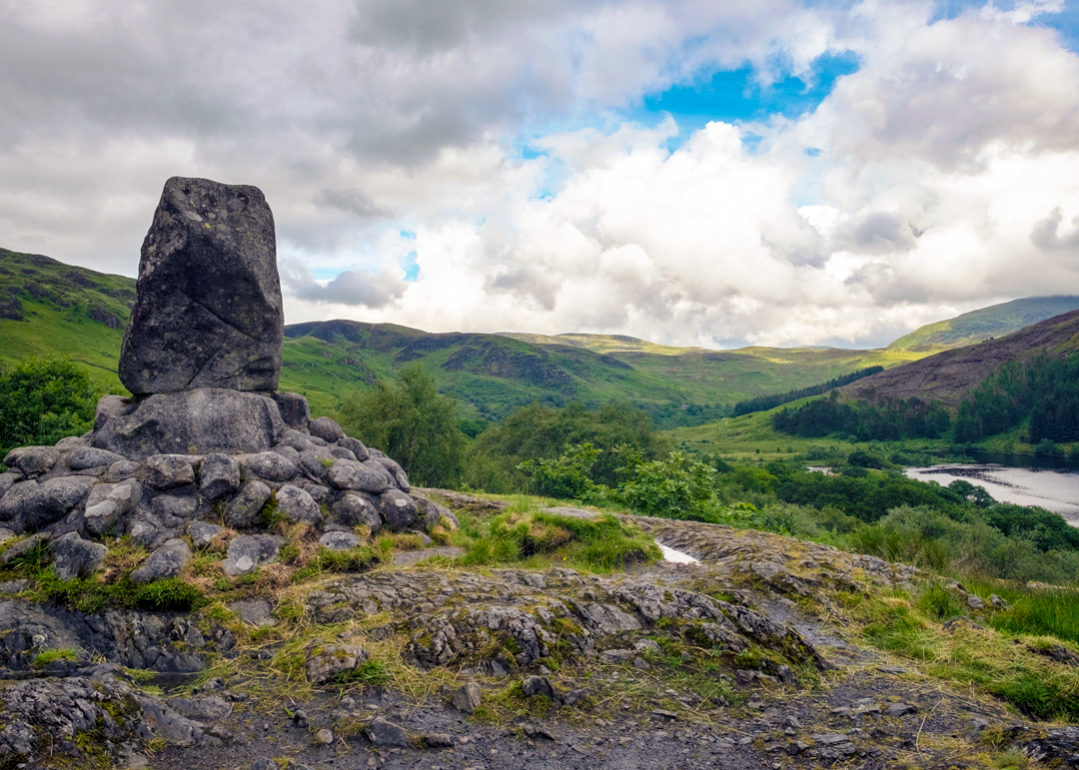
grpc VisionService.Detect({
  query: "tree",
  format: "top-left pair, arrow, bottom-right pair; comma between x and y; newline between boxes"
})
336,364 -> 465,487
0,358 -> 99,461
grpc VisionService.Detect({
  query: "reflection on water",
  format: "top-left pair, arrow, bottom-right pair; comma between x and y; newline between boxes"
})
904,464 -> 1079,524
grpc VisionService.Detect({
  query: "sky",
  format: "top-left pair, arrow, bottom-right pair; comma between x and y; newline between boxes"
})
2,0 -> 1078,349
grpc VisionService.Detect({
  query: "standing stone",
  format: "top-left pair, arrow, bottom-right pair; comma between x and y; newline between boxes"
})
118,176 -> 283,395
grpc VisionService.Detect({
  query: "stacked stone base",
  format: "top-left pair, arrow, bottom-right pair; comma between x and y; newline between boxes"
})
0,389 -> 453,581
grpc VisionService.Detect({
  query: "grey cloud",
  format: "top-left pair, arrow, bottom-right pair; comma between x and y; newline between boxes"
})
845,261 -> 928,305
283,261 -> 405,308
1031,207 -> 1079,253
315,188 -> 392,219
487,268 -> 558,310
836,211 -> 919,254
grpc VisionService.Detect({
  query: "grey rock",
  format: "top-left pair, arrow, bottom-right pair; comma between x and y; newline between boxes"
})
151,494 -> 199,526
199,453 -> 240,500
373,454 -> 410,492
305,644 -> 369,684
188,520 -> 225,548
92,389 -> 285,460
128,512 -> 165,548
299,449 -> 335,481
366,716 -> 410,748
885,703 -> 918,717
296,480 -> 332,503
451,681 -> 483,714
967,594 -> 986,610
83,478 -> 142,537
0,471 -> 21,498
308,416 -> 345,442
337,436 -> 369,462
813,733 -> 852,746
327,458 -> 392,492
379,488 -> 418,531
276,483 -> 321,524
68,447 -> 126,471
273,444 -> 300,462
228,598 -> 274,627
119,176 -> 282,394
0,476 -> 95,532
0,578 -> 28,593
989,593 -> 1010,609
331,493 -> 382,530
277,427 -> 318,452
239,451 -> 299,483
2,446 -> 59,476
328,445 -> 356,461
522,675 -> 556,699
50,531 -> 107,579
416,496 -> 458,531
222,534 -> 283,576
315,728 -> 334,745
319,530 -> 363,550
104,460 -> 140,481
143,454 -> 196,490
273,392 -> 310,430
226,480 -> 272,528
0,526 -> 14,542
131,538 -> 192,583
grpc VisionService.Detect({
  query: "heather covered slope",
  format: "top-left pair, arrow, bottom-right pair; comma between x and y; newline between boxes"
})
842,308 -> 1079,408
888,295 -> 1079,352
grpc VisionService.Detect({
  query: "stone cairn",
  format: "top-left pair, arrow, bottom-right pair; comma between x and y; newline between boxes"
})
0,176 -> 452,582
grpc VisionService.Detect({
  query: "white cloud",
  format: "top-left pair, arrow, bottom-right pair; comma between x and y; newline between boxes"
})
1,0 -> 1077,350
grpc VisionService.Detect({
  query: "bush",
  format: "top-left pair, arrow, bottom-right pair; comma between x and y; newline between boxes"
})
0,357 -> 99,459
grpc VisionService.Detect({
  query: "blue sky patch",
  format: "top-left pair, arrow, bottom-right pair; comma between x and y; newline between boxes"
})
400,250 -> 419,282
639,50 -> 860,137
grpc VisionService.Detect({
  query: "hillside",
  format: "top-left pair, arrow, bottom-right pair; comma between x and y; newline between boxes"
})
842,308 -> 1079,408
0,247 -> 922,428
888,295 -> 1079,352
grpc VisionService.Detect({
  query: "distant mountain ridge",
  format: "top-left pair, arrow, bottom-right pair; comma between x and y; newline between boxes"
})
844,308 -> 1079,407
888,296 -> 1079,352
5,245 -> 1074,428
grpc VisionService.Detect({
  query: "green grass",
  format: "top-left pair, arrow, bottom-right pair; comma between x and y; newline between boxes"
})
456,499 -> 660,572
840,586 -> 1079,721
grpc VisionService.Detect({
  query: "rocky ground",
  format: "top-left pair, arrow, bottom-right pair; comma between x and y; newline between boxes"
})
3,491 -> 1078,769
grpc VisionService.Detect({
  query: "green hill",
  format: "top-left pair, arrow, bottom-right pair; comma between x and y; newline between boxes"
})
888,295 -> 1079,352
0,247 -> 921,428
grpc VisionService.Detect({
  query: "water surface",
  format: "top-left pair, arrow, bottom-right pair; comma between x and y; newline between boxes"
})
904,464 -> 1079,523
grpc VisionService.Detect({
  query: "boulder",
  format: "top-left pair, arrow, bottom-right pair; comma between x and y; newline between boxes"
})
276,484 -> 321,524
188,520 -> 225,548
272,392 -> 310,430
143,454 -> 196,490
331,493 -> 381,530
238,451 -> 298,483
68,447 -> 126,471
118,176 -> 282,394
379,488 -> 418,531
327,459 -> 392,493
2,446 -> 59,477
308,416 -> 344,443
222,534 -> 283,576
0,476 -> 95,532
83,478 -> 142,537
92,389 -> 285,460
198,453 -> 240,500
319,530 -> 363,550
51,531 -> 106,579
226,481 -> 272,528
130,538 -> 192,583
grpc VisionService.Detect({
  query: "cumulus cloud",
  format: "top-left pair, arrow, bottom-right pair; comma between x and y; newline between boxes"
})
1,0 -> 1078,348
